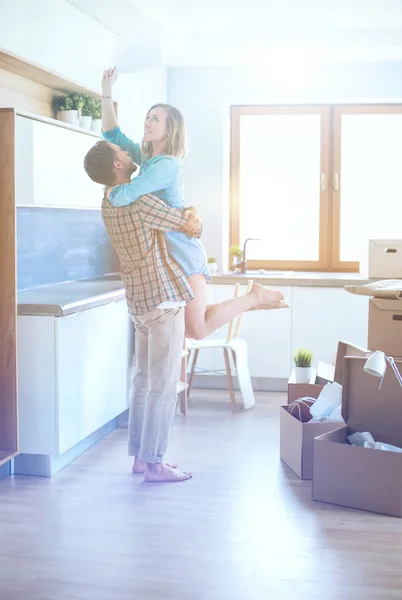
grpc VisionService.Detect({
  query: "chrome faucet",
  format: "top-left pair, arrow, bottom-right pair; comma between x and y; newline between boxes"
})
240,238 -> 261,274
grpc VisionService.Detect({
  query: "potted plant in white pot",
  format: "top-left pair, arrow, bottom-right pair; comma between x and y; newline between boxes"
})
293,348 -> 314,383
79,94 -> 92,130
208,257 -> 218,274
90,98 -> 102,134
229,244 -> 243,271
53,93 -> 83,126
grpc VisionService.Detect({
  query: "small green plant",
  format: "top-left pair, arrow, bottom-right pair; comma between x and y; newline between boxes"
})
229,244 -> 243,258
69,93 -> 84,111
53,92 -> 84,113
208,257 -> 217,264
293,348 -> 313,368
81,94 -> 93,117
90,97 -> 102,120
53,94 -> 73,112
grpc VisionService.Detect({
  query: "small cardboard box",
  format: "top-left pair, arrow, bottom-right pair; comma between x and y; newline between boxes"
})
360,239 -> 402,279
368,298 -> 402,357
280,407 -> 341,479
281,341 -> 368,480
313,355 -> 402,517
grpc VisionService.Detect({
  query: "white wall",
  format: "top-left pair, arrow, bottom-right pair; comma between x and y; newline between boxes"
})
116,68 -> 167,141
0,0 -> 116,91
168,63 -> 402,269
0,0 -> 167,135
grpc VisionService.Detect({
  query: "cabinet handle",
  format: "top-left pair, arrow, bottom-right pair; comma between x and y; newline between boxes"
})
321,173 -> 326,191
333,173 -> 339,192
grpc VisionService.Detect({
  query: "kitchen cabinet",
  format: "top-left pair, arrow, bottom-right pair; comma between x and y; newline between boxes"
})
195,284 -> 292,379
15,116 -> 102,208
16,300 -> 130,474
290,286 -> 369,364
193,283 -> 368,385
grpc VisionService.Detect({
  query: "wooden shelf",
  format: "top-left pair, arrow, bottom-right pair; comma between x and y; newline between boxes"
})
0,49 -> 101,97
0,49 -> 117,120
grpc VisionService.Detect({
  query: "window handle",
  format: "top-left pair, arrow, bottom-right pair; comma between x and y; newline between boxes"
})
333,173 -> 339,192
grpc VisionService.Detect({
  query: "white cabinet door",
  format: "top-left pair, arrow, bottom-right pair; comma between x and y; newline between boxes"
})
56,300 -> 130,454
232,285 -> 292,378
17,316 -> 57,455
291,287 -> 369,365
201,284 -> 292,379
15,116 -> 102,208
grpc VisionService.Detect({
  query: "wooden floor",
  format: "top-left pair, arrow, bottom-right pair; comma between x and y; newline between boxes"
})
1,390 -> 402,600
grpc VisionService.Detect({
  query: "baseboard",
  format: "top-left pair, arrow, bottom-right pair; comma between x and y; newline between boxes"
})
0,461 -> 11,482
190,374 -> 287,392
13,413 -> 125,477
117,409 -> 129,428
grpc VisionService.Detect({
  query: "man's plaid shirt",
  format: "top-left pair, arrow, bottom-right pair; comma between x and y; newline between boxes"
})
101,193 -> 198,315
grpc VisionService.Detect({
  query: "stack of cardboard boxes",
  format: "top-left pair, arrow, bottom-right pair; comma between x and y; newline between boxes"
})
280,239 -> 402,517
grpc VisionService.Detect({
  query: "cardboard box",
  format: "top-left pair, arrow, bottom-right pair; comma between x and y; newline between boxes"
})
313,355 -> 402,517
280,407 -> 342,479
360,239 -> 402,279
281,341 -> 368,480
368,298 -> 402,357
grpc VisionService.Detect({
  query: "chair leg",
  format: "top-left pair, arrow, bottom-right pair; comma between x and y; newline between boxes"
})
230,345 -> 255,410
179,351 -> 188,416
223,348 -> 236,412
187,348 -> 199,399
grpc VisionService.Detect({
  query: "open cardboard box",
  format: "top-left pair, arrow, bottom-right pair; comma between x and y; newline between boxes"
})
368,298 -> 402,358
281,341 -> 368,480
313,355 -> 402,517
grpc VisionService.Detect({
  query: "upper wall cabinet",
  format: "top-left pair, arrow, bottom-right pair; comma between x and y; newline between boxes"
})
15,115 -> 104,209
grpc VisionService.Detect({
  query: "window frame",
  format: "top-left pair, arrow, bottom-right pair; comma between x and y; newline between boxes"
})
230,103 -> 402,273
331,104 -> 402,272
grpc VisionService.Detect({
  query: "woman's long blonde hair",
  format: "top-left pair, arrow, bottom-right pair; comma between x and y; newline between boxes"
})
141,103 -> 186,159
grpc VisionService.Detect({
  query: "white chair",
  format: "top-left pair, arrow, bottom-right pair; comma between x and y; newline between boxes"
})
185,281 -> 256,413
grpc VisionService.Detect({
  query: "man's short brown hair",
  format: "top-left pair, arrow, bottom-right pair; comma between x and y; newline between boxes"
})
84,140 -> 117,185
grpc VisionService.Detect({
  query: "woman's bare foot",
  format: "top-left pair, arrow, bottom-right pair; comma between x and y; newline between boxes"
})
248,283 -> 285,307
249,300 -> 289,311
144,464 -> 192,483
132,458 -> 177,474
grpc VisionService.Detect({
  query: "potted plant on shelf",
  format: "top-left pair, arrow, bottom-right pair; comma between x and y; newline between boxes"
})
293,348 -> 314,383
229,244 -> 243,271
90,98 -> 102,134
53,92 -> 83,126
207,257 -> 218,274
79,94 -> 92,130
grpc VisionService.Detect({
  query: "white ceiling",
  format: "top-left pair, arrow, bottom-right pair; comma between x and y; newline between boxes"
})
68,0 -> 402,65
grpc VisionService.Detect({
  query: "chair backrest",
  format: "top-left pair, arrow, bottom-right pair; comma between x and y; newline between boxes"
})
226,279 -> 253,343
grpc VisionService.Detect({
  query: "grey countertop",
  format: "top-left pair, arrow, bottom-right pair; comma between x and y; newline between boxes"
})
17,271 -> 374,318
211,271 -> 374,287
17,277 -> 125,317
